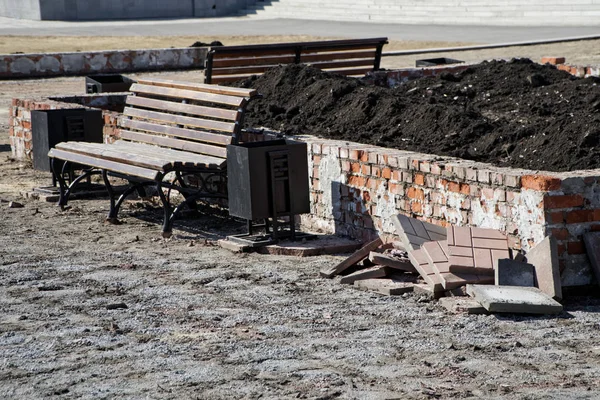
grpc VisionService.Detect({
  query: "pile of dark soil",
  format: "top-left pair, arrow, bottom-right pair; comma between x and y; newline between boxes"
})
236,59 -> 600,172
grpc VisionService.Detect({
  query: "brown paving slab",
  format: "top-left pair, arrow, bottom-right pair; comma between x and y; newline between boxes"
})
408,248 -> 444,291
320,237 -> 382,278
368,252 -> 416,273
392,214 -> 447,250
413,283 -> 445,299
584,232 -> 600,288
340,265 -> 389,284
447,226 -> 509,275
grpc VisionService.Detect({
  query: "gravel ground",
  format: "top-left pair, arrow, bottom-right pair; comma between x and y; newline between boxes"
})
2,42 -> 600,399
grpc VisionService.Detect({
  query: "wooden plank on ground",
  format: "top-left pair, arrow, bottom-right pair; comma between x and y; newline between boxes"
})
320,237 -> 383,278
339,265 -> 389,284
368,251 -> 416,272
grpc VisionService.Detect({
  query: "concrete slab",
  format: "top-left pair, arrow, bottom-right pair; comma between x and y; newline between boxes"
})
466,284 -> 563,314
340,265 -> 389,284
354,278 -> 414,296
368,251 -> 416,273
495,258 -> 535,287
583,232 -> 600,288
320,237 -> 382,278
525,236 -> 562,300
258,235 -> 362,257
408,248 -> 444,291
439,297 -> 488,314
446,226 -> 509,275
413,283 -> 445,299
218,239 -> 252,253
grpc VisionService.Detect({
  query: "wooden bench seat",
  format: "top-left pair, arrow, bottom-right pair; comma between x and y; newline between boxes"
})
204,37 -> 388,84
48,78 -> 258,236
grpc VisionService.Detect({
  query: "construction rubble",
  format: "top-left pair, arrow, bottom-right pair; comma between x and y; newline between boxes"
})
321,215 -> 566,315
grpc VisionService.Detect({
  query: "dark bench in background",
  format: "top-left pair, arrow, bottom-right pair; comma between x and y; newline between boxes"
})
204,37 -> 389,84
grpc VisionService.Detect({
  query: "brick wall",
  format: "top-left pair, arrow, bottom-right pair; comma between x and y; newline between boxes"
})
287,135 -> 598,288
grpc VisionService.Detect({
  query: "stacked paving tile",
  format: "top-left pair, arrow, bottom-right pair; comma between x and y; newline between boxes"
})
395,215 -> 511,293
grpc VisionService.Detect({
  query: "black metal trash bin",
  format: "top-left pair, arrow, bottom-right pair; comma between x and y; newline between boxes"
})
227,139 -> 310,244
85,74 -> 134,94
32,108 -> 103,172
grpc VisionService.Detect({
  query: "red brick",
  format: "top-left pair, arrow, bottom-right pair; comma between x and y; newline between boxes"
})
371,166 -> 381,177
481,188 -> 494,199
366,178 -> 378,190
381,167 -> 392,180
348,176 -> 365,187
414,173 -> 425,186
543,194 -> 584,209
567,241 -> 586,255
362,190 -> 371,203
312,167 -> 319,178
565,210 -> 594,224
595,209 -> 600,221
391,170 -> 401,181
459,183 -> 470,195
411,202 -> 422,214
341,161 -> 351,172
557,243 -> 567,256
448,181 -> 460,193
592,224 -> 600,232
349,149 -> 360,160
388,182 -> 403,195
547,211 -> 564,224
311,178 -> 320,191
22,121 -> 31,130
360,151 -> 369,163
313,155 -> 321,166
351,162 -> 361,173
541,56 -> 566,65
339,147 -> 349,159
551,228 -> 570,240
520,175 -> 561,191
361,164 -> 371,176
407,187 -> 425,201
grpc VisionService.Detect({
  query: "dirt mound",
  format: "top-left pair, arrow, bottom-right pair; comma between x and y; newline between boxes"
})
236,60 -> 600,172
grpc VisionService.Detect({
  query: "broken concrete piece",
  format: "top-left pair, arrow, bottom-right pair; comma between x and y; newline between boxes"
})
525,236 -> 562,300
353,278 -> 414,296
218,239 -> 252,253
340,265 -> 389,284
320,237 -> 382,278
259,236 -> 362,257
392,214 -> 446,250
466,284 -> 563,314
8,201 -> 24,209
413,283 -> 445,299
439,297 -> 488,314
495,259 -> 535,287
583,232 -> 600,288
368,251 -> 416,272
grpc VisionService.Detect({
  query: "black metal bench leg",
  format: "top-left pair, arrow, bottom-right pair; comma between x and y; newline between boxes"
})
156,182 -> 174,238
175,172 -> 198,215
102,170 -> 120,224
51,158 -> 69,209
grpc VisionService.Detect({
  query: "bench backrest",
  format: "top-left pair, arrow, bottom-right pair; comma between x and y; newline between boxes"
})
204,37 -> 389,84
119,79 -> 258,158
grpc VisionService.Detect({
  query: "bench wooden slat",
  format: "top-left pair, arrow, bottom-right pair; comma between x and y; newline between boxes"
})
120,118 -> 232,147
212,55 -> 297,68
130,83 -> 247,107
212,58 -> 376,78
126,96 -> 240,122
301,50 -> 377,63
119,130 -> 228,161
48,148 -> 160,181
306,58 -> 376,70
136,78 -> 258,98
209,37 -> 388,54
123,107 -> 236,134
110,140 -> 225,168
56,142 -> 178,170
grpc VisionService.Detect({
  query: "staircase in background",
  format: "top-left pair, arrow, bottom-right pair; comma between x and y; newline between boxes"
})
240,0 -> 600,26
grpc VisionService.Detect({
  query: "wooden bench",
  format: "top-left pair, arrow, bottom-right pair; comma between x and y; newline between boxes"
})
48,78 -> 259,237
204,37 -> 388,84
